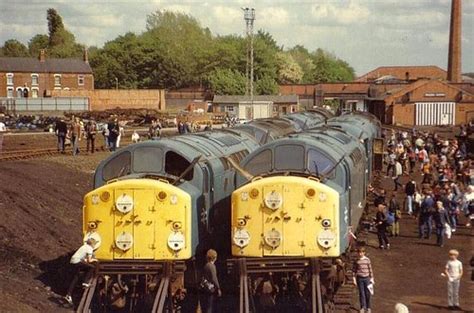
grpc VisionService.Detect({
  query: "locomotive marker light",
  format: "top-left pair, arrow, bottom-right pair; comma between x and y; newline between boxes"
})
115,231 -> 133,251
322,219 -> 331,228
317,229 -> 336,249
170,194 -> 178,205
91,194 -> 100,205
264,228 -> 282,249
264,190 -> 283,210
100,191 -> 110,202
115,194 -> 134,214
168,232 -> 185,252
318,192 -> 327,202
233,228 -> 251,248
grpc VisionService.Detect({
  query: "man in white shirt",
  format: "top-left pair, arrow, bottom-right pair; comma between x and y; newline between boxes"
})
444,249 -> 463,310
64,238 -> 98,305
0,119 -> 6,153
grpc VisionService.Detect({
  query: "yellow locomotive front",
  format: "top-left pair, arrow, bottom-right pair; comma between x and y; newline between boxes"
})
231,176 -> 341,258
83,178 -> 192,261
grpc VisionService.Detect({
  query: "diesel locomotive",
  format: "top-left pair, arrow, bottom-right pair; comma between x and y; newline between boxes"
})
75,111 -> 331,312
230,113 -> 381,312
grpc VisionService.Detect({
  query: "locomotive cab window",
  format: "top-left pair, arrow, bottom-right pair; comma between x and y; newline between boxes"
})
165,151 -> 193,181
246,149 -> 272,175
307,149 -> 334,177
102,151 -> 131,181
133,146 -> 163,173
275,145 -> 305,171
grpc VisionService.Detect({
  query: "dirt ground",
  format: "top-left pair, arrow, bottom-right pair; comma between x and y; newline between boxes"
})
0,137 -> 472,312
366,174 -> 473,313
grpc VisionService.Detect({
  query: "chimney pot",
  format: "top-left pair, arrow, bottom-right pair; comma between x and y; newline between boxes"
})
39,49 -> 46,62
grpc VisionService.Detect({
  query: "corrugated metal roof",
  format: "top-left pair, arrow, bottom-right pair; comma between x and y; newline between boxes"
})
213,94 -> 298,104
0,57 -> 93,74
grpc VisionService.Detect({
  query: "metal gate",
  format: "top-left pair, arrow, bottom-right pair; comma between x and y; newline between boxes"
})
415,102 -> 455,126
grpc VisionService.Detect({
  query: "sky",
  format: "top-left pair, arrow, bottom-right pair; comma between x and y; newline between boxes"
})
0,0 -> 473,76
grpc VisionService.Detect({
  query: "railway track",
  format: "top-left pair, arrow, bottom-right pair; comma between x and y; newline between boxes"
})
0,140 -> 135,161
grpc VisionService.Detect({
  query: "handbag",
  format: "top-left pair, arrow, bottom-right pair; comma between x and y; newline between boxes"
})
199,277 -> 216,294
444,223 -> 452,239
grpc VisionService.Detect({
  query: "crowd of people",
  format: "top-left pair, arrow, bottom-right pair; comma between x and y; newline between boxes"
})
355,126 -> 472,313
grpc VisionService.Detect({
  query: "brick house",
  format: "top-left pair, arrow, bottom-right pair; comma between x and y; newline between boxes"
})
213,95 -> 299,118
0,49 -> 93,98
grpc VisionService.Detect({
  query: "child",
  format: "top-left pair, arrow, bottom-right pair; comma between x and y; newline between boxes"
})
353,247 -> 374,313
443,249 -> 463,310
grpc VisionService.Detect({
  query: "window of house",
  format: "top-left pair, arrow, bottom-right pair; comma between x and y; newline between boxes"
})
7,87 -> 14,98
78,75 -> 85,86
6,73 -> 14,85
31,74 -> 39,85
31,88 -> 39,98
54,74 -> 61,86
226,105 -> 234,112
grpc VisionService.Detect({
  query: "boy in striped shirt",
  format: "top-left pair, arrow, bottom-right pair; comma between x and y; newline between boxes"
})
353,247 -> 374,313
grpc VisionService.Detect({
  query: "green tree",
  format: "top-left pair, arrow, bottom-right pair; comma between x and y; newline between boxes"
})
206,68 -> 246,95
287,45 -> 316,83
46,8 -> 83,57
255,74 -> 279,95
1,39 -> 29,57
28,34 -> 49,56
276,52 -> 303,84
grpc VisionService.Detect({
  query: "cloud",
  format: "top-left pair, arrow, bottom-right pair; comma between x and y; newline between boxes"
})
0,0 -> 472,75
310,1 -> 370,25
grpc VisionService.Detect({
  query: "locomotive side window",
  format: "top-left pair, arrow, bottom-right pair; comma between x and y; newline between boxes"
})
165,151 -> 194,180
102,151 -> 131,181
246,149 -> 272,175
307,149 -> 334,176
133,147 -> 163,173
275,145 -> 305,171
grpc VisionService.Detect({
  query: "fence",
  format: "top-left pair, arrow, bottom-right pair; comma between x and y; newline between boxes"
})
0,97 -> 89,113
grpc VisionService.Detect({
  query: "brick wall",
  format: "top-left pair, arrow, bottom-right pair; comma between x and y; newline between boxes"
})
0,72 -> 93,97
392,103 -> 415,125
51,89 -> 166,111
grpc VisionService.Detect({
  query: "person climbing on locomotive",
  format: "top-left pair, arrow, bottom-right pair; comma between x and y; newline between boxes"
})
64,238 -> 98,305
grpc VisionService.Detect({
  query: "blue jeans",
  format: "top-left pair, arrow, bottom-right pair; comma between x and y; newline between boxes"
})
357,276 -> 371,310
108,137 -> 117,152
57,133 -> 66,152
406,195 -> 413,214
449,215 -> 457,231
435,226 -> 445,246
201,294 -> 216,313
71,135 -> 79,156
419,216 -> 432,239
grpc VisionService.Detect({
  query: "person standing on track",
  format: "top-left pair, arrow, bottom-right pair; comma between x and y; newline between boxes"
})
85,119 -> 97,154
107,118 -> 119,152
55,118 -> 68,154
375,203 -> 390,249
353,247 -> 374,313
201,249 -> 221,313
433,201 -> 450,247
70,117 -> 82,156
443,250 -> 463,311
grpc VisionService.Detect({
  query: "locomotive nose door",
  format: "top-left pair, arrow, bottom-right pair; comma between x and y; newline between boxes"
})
113,189 -> 156,259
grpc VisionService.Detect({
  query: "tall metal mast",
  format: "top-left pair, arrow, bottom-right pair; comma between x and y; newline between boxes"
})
242,7 -> 255,100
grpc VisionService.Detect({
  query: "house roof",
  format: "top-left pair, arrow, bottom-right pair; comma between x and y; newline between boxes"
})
0,57 -> 92,74
356,65 -> 447,82
315,82 -> 370,94
213,94 -> 299,104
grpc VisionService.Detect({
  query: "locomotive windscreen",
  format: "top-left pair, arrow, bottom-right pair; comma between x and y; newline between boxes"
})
133,146 -> 163,173
102,151 -> 131,181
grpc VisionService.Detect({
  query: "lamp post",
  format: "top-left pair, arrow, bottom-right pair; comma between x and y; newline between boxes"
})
242,7 -> 255,119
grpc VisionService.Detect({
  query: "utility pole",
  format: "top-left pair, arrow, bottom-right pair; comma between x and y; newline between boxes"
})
242,7 -> 255,101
